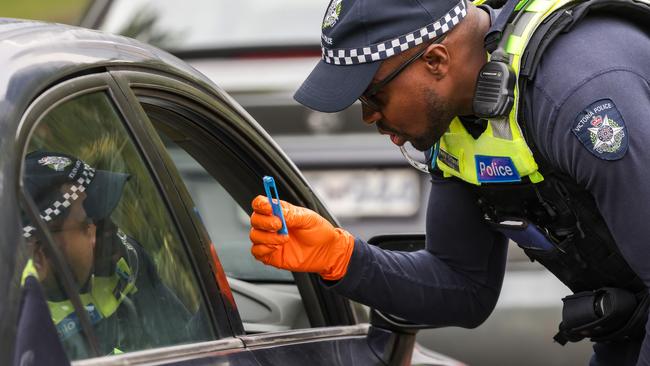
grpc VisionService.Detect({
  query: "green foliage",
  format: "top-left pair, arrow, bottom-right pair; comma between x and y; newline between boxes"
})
0,0 -> 89,24
116,6 -> 179,49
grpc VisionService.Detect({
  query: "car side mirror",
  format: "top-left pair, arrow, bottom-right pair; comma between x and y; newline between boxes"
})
367,234 -> 438,331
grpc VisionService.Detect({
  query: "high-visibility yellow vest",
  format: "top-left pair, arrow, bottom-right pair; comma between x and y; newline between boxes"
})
436,0 -> 581,185
22,256 -> 137,341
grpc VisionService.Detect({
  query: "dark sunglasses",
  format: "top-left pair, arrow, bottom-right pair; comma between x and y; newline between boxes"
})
359,35 -> 446,111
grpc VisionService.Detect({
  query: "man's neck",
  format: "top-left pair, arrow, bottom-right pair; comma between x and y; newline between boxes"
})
476,6 -> 492,49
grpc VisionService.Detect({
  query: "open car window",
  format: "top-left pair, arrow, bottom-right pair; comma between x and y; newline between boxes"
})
135,93 -> 310,333
20,90 -> 215,360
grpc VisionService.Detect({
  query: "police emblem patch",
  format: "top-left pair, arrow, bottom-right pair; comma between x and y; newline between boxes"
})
322,0 -> 342,30
38,156 -> 72,171
572,99 -> 628,160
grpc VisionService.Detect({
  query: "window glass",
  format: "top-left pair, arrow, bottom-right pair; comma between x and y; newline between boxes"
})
142,100 -> 308,333
21,91 -> 214,360
168,145 -> 293,283
145,104 -> 292,283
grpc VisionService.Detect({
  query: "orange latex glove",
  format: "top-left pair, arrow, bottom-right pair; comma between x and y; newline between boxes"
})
249,195 -> 355,280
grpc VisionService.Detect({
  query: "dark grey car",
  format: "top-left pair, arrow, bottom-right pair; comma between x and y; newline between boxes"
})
0,18 -> 464,366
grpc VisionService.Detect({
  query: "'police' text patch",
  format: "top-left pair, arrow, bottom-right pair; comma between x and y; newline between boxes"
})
572,99 -> 628,160
475,155 -> 521,183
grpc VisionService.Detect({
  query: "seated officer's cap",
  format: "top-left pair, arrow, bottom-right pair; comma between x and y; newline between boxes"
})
294,0 -> 468,113
22,151 -> 129,238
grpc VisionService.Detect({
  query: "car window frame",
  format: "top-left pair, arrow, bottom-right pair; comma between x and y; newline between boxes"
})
14,71 -> 236,358
107,67 -> 360,329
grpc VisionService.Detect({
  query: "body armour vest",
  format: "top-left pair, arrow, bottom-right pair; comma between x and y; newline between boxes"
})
434,0 -> 650,295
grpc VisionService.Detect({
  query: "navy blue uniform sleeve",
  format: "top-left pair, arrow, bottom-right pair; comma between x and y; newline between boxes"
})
328,175 -> 509,327
530,68 -> 650,364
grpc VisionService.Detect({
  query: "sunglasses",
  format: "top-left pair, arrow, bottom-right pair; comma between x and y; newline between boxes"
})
359,35 -> 446,111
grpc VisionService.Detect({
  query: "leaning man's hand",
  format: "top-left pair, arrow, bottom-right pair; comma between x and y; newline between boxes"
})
249,195 -> 354,280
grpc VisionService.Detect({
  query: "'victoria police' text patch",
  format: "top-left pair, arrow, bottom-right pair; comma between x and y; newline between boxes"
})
572,99 -> 628,160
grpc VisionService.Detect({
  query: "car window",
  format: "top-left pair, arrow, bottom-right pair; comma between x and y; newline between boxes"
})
20,91 -> 215,360
98,0 -> 323,51
167,146 -> 292,282
140,101 -> 291,283
136,96 -> 309,333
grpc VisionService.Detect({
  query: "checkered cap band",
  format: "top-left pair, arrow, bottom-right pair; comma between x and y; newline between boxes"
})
23,164 -> 95,238
322,0 -> 467,65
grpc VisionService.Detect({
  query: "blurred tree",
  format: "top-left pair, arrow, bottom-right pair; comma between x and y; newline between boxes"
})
117,6 -> 180,49
0,0 -> 89,24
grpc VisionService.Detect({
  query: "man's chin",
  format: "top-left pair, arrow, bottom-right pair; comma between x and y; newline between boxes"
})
410,138 -> 436,152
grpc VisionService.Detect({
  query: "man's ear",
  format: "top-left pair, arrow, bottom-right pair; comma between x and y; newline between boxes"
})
423,44 -> 450,79
32,243 -> 51,280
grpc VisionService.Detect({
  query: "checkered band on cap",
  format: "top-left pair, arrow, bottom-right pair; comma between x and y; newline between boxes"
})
23,163 -> 95,238
322,0 -> 467,65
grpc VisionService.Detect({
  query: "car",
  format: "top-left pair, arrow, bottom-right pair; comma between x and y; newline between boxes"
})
0,18 -> 465,366
77,2 -> 594,365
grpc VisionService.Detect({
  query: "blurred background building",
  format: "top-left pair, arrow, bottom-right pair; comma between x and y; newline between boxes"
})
2,1 -> 593,365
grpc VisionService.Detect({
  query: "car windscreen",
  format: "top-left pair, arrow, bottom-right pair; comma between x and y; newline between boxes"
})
98,0 -> 323,51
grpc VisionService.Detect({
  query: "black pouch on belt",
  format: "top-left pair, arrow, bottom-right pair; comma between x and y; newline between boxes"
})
554,287 -> 646,345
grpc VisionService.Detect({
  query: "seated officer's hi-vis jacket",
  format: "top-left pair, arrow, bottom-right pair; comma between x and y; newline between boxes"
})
433,0 -> 650,344
22,228 -> 139,356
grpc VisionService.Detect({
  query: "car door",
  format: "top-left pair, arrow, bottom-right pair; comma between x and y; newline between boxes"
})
13,71 -> 267,365
105,68 -> 399,365
9,65 -> 409,365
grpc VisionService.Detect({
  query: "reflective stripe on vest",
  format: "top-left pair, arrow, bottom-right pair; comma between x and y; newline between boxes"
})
436,0 -> 578,185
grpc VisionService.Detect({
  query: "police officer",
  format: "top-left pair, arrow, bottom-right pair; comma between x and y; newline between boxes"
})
249,0 -> 650,364
21,150 -> 195,359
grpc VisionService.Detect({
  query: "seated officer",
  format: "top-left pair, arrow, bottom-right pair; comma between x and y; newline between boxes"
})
21,151 -> 193,359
